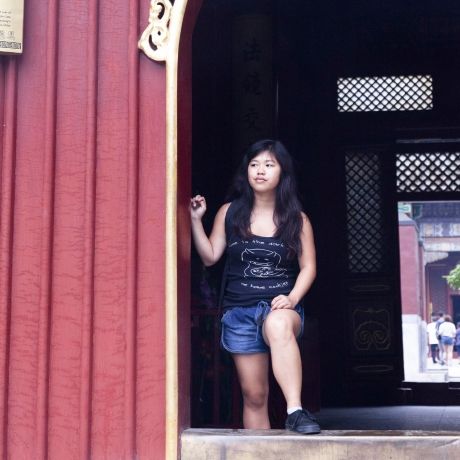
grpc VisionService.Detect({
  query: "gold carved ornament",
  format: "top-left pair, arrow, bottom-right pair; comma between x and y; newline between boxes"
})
138,0 -> 173,62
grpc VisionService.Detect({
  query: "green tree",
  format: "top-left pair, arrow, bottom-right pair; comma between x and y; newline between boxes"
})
445,264 -> 460,290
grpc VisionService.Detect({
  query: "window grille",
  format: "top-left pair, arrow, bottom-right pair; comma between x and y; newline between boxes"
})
338,75 -> 433,112
396,152 -> 460,193
345,153 -> 385,273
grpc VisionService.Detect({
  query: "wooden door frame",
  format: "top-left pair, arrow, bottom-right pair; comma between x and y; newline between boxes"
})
139,1 -> 204,458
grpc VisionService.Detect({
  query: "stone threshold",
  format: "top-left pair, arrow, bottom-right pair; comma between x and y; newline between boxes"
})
181,428 -> 460,460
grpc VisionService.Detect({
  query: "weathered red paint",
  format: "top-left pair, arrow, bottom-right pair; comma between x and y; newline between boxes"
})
0,57 -> 17,460
177,0 -> 204,434
0,0 -> 168,458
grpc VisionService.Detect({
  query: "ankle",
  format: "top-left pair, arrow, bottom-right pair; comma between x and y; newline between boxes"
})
287,406 -> 303,415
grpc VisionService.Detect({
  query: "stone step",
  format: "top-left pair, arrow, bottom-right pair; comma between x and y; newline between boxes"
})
181,428 -> 460,460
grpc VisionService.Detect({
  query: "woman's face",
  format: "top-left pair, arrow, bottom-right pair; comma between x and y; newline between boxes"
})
247,150 -> 281,193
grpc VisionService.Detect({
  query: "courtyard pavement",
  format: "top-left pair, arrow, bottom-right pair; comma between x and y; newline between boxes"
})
421,355 -> 460,382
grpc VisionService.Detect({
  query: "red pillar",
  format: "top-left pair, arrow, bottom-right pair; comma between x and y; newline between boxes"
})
399,220 -> 421,315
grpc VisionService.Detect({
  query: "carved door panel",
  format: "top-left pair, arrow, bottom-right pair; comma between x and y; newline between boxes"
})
339,142 -> 460,403
339,147 -> 404,403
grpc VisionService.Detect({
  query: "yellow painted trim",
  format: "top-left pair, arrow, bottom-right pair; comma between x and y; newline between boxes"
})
165,1 -> 188,459
138,1 -> 189,457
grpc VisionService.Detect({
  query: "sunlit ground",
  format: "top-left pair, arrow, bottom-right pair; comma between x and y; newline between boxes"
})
418,354 -> 460,382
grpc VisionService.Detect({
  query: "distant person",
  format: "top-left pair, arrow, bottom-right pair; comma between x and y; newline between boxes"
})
436,312 -> 445,365
426,316 -> 440,364
438,315 -> 456,366
455,322 -> 460,361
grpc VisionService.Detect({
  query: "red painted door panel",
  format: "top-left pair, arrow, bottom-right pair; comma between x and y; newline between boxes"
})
0,1 -> 168,458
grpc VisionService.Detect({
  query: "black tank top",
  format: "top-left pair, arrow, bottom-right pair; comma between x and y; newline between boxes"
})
222,201 -> 299,308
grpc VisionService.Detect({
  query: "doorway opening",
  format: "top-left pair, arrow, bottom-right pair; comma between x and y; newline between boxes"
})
398,201 -> 460,382
189,0 -> 323,428
186,0 -> 460,427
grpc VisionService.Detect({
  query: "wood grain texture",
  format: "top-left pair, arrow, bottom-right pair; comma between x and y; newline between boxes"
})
0,57 -> 17,460
0,1 -> 170,458
181,429 -> 460,460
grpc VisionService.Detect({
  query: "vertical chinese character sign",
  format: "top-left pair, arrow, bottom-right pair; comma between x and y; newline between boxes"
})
0,0 -> 24,55
232,14 -> 274,159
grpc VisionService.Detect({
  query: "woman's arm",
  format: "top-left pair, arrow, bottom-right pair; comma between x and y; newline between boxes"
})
190,196 -> 229,266
271,213 -> 316,309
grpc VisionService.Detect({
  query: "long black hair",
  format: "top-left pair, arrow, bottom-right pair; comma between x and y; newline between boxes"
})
227,139 -> 303,258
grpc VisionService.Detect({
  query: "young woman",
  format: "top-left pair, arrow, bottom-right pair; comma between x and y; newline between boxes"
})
438,315 -> 456,366
190,139 -> 320,434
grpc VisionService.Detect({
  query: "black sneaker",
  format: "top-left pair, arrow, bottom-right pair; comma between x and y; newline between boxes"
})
285,409 -> 321,434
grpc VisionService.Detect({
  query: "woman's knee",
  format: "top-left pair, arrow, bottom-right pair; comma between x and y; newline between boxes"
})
241,385 -> 268,410
264,311 -> 297,343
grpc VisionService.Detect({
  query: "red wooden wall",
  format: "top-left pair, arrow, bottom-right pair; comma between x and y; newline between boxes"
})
0,1 -> 169,458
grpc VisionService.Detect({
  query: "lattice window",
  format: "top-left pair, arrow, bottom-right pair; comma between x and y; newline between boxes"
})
396,152 -> 460,192
346,153 -> 385,273
338,75 -> 433,112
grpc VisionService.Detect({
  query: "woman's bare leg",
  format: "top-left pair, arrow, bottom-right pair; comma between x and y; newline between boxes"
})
263,309 -> 302,409
445,344 -> 453,366
232,353 -> 270,429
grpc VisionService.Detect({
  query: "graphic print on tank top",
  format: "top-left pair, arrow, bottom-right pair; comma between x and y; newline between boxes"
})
222,201 -> 299,307
223,236 -> 298,307
241,248 -> 287,278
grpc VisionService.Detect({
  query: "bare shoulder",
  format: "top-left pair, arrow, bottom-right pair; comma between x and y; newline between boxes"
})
222,202 -> 232,212
300,211 -> 312,226
299,212 -> 314,238
211,202 -> 232,232
300,211 -> 310,221
215,202 -> 232,220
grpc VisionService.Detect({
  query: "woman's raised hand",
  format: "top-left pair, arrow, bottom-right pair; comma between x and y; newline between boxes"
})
190,195 -> 207,220
271,294 -> 296,310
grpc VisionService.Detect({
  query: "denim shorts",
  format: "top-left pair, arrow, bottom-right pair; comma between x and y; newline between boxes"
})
220,300 -> 304,354
441,336 -> 454,346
